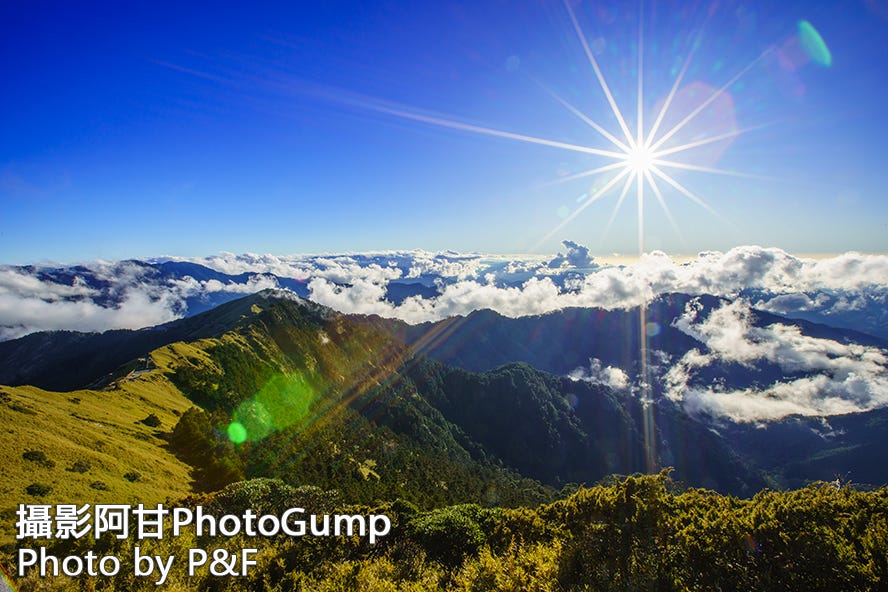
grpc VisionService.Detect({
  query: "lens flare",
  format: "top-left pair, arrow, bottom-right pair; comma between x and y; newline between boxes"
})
798,20 -> 832,67
231,373 -> 315,442
227,421 -> 248,444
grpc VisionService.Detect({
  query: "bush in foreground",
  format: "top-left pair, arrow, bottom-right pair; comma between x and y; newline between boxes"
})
7,474 -> 887,591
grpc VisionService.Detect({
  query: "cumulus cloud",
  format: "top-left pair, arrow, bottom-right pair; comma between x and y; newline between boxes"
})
299,247 -> 888,332
308,276 -> 568,322
754,292 -> 826,315
664,298 -> 888,423
548,240 -> 596,269
177,250 -> 487,284
182,252 -> 313,278
0,263 -> 177,339
0,268 -> 96,301
0,262 -> 285,340
3,244 -> 888,343
569,358 -> 630,391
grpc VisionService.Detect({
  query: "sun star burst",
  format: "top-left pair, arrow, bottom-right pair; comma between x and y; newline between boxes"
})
337,0 -> 774,475
345,0 -> 769,255
625,143 -> 656,176
524,0 -> 772,254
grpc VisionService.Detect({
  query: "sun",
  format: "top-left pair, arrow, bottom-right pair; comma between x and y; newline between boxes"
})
625,143 -> 656,176
348,0 -> 767,254
339,0 -> 772,474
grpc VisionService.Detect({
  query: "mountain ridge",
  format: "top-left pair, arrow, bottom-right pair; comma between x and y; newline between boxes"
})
2,289 -> 886,509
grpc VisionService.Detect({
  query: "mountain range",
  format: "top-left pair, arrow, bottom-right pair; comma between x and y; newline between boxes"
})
4,247 -> 888,342
2,285 -> 886,538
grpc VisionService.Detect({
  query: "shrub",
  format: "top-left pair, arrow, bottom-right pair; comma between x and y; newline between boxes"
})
22,450 -> 54,468
409,505 -> 489,568
90,481 -> 109,491
123,471 -> 141,482
169,408 -> 244,491
67,460 -> 91,473
454,541 -> 562,592
22,450 -> 47,463
26,483 -> 52,497
140,413 -> 162,428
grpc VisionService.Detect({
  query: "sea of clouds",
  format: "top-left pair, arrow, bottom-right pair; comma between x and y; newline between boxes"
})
662,298 -> 888,423
3,243 -> 887,340
2,243 -> 887,423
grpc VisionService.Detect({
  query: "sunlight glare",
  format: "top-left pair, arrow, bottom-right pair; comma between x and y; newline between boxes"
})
626,144 -> 655,175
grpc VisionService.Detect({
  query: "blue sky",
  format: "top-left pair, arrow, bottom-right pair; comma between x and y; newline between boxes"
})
2,0 -> 887,264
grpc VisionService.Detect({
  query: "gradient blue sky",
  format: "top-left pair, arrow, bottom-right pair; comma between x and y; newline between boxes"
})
2,0 -> 887,264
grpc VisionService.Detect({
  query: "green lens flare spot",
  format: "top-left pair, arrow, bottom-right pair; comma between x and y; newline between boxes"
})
227,421 -> 248,444
798,20 -> 832,67
228,373 -> 316,444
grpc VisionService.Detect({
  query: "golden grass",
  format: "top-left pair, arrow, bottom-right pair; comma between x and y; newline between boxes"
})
0,366 -> 196,544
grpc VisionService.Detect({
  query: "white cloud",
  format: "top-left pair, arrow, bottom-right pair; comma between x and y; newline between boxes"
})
295,247 -> 888,330
754,293 -> 824,315
680,373 -> 887,424
201,274 -> 282,294
185,252 -> 313,278
548,240 -> 596,269
569,358 -> 630,391
174,250 -> 486,284
665,298 -> 888,423
0,262 -> 285,340
3,245 -> 888,346
0,287 -> 181,341
0,267 -> 97,300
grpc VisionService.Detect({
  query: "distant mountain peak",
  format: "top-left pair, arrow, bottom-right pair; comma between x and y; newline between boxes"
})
254,287 -> 304,303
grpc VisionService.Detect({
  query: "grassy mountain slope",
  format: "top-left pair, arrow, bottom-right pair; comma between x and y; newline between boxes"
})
0,366 -> 195,544
0,291 -> 280,391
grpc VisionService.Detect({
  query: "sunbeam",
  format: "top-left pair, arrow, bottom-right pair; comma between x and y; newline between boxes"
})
646,41 -> 699,148
601,173 -> 635,245
535,167 -> 634,249
636,0 -> 644,149
648,48 -> 773,152
653,159 -> 775,181
364,100 -> 625,158
636,172 -> 645,254
530,76 -> 633,153
652,124 -> 771,159
650,166 -> 722,219
340,0 -> 771,255
536,161 -> 628,189
564,0 -> 636,148
644,170 -> 682,239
